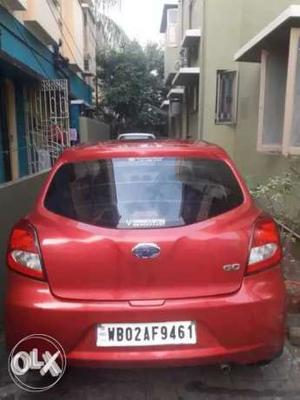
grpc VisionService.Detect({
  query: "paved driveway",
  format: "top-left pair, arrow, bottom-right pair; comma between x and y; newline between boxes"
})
1,335 -> 300,400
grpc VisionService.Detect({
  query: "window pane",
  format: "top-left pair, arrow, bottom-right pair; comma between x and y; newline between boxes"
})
168,9 -> 178,24
167,25 -> 177,46
45,158 -> 244,229
166,9 -> 178,46
262,52 -> 287,146
216,71 -> 237,124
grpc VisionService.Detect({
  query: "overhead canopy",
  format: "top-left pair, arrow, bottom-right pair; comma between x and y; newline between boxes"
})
160,1 -> 178,33
181,29 -> 201,48
235,5 -> 300,62
172,67 -> 200,86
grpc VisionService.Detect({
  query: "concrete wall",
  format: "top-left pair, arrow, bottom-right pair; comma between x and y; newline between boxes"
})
8,0 -> 27,12
178,0 -> 203,139
200,0 -> 242,157
234,0 -> 300,183
15,0 -> 93,74
292,49 -> 300,146
79,117 -> 110,143
195,0 -> 300,185
262,51 -> 287,146
164,0 -> 300,185
165,46 -> 179,80
0,171 -> 48,322
180,0 -> 202,36
191,0 -> 202,30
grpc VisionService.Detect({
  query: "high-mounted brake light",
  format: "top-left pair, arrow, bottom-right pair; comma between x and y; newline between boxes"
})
247,216 -> 282,275
7,220 -> 45,280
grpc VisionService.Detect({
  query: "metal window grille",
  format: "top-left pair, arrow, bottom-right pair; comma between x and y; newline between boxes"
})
215,70 -> 238,124
24,79 -> 70,174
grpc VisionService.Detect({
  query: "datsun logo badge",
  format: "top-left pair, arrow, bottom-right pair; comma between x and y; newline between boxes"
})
132,243 -> 161,259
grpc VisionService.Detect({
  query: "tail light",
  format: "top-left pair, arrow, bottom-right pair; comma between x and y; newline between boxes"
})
247,216 -> 282,275
7,220 -> 45,280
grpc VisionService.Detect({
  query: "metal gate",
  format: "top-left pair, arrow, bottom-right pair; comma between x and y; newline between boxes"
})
25,79 -> 70,174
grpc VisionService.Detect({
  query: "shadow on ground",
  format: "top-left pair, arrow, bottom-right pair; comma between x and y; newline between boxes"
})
1,338 -> 300,400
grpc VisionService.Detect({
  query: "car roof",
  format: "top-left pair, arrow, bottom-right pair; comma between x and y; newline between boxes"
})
60,140 -> 229,163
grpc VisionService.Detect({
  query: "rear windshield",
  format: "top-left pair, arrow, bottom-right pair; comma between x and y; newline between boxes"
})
44,157 -> 244,229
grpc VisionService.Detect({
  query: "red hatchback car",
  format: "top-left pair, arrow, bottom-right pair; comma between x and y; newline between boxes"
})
5,140 -> 286,367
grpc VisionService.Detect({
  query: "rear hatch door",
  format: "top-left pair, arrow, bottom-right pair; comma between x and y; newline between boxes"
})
34,156 -> 255,301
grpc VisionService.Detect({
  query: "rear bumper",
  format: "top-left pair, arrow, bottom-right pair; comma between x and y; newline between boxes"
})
5,266 -> 286,367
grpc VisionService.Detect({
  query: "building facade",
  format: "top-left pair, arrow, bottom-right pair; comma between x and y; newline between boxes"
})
0,0 -> 97,184
160,0 -> 300,187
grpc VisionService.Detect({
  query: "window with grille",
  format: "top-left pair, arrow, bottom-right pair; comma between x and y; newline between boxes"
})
24,79 -> 71,175
215,70 -> 238,124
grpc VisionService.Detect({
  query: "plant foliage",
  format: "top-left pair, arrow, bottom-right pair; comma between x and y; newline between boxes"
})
251,164 -> 300,260
97,41 -> 168,136
251,169 -> 300,233
92,0 -> 129,49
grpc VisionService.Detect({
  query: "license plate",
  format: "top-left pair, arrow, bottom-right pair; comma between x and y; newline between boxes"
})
96,321 -> 197,347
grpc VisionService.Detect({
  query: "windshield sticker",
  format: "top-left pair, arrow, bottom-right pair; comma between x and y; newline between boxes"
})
125,219 -> 166,228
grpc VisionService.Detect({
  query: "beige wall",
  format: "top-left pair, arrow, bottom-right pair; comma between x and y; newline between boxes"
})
200,0 -> 242,156
0,171 -> 48,322
9,0 -> 96,82
239,0 -> 300,44
165,0 -> 300,185
62,0 -> 84,72
164,46 -> 179,81
83,7 -> 96,76
194,0 -> 300,183
234,0 -> 300,182
22,0 -> 61,45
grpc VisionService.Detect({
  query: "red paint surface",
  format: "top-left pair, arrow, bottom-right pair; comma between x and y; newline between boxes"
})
5,141 -> 286,366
